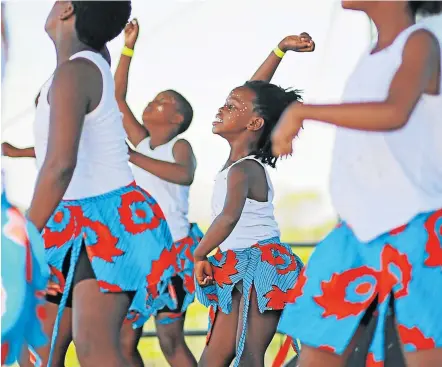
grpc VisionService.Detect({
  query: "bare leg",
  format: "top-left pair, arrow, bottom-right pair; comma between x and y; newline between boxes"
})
71,249 -> 131,367
235,287 -> 281,367
198,289 -> 242,367
405,349 -> 442,367
72,279 -> 131,367
155,314 -> 197,367
120,322 -> 144,367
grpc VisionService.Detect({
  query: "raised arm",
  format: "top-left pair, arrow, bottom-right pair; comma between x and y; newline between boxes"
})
129,139 -> 196,185
2,143 -> 35,158
114,19 -> 148,146
250,33 -> 315,82
27,58 -> 100,231
272,30 -> 441,156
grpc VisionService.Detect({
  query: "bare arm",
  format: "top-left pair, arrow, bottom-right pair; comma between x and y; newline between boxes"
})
299,31 -> 439,130
193,163 -> 250,260
250,33 -> 315,82
27,59 -> 98,231
272,30 -> 440,155
2,143 -> 35,158
129,139 -> 196,186
114,19 -> 148,146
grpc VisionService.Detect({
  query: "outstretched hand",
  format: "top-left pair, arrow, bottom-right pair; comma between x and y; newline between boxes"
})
271,103 -> 304,157
124,18 -> 139,49
2,142 -> 17,157
279,32 -> 315,53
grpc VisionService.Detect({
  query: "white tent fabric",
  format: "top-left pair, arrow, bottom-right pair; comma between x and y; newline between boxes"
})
2,1 -> 439,230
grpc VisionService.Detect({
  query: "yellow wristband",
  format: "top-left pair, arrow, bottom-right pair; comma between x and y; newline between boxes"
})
122,46 -> 134,57
273,47 -> 285,59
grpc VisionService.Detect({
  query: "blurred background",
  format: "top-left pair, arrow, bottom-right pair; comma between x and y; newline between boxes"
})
1,0 -> 441,365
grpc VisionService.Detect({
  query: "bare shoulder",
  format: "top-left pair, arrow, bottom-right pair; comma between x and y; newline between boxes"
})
51,58 -> 102,98
404,29 -> 440,57
173,139 -> 195,160
174,138 -> 193,151
231,158 -> 265,180
54,57 -> 100,80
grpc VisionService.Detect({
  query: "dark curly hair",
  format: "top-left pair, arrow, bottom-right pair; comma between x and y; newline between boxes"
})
165,90 -> 194,134
408,1 -> 442,17
72,1 -> 131,51
243,80 -> 302,168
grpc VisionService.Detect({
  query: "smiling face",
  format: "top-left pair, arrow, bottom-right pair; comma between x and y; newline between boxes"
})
212,86 -> 264,139
142,91 -> 183,129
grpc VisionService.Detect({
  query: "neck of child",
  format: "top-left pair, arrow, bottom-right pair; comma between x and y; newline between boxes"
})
370,9 -> 415,52
147,125 -> 179,150
55,35 -> 95,65
228,138 -> 258,163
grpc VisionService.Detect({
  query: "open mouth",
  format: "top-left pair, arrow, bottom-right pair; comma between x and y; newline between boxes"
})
212,115 -> 223,126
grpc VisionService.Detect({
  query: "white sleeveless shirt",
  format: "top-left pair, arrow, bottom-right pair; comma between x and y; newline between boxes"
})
212,156 -> 280,252
132,137 -> 190,242
330,24 -> 442,242
34,51 -> 134,200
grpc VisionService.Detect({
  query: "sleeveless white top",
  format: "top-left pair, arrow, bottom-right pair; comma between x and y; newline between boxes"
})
34,51 -> 134,200
132,137 -> 190,242
330,24 -> 442,242
212,156 -> 280,252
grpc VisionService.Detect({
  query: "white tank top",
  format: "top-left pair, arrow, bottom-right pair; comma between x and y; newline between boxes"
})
34,51 -> 134,200
212,156 -> 280,252
330,24 -> 442,242
132,137 -> 190,242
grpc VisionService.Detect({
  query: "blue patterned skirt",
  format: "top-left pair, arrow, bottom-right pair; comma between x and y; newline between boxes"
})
43,183 -> 175,364
1,192 -> 49,366
279,210 -> 442,365
196,238 -> 303,367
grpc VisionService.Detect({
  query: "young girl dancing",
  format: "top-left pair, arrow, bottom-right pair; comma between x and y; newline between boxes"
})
24,2 -> 177,367
115,19 -> 201,367
272,2 -> 442,366
194,33 -> 314,367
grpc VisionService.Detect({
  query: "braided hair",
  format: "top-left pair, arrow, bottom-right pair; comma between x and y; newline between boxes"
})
244,80 -> 302,168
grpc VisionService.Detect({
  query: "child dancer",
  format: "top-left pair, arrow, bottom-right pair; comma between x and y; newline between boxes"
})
114,19 -> 201,367
272,2 -> 442,366
1,4 -> 49,366
194,34 -> 314,367
25,2 -> 178,367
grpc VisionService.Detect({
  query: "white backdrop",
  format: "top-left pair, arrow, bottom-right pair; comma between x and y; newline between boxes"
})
2,1 -> 439,228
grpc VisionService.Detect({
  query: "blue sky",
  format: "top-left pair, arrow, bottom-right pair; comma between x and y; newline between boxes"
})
2,1 -> 439,227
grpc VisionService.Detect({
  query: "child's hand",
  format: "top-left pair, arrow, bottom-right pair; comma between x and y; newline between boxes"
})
195,258 -> 214,287
46,280 -> 61,296
279,33 -> 315,53
124,18 -> 139,49
272,103 -> 304,157
2,142 -> 18,157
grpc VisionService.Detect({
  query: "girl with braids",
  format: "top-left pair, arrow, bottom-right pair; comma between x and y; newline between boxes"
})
22,2 -> 177,367
194,33 -> 315,367
273,1 -> 442,366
